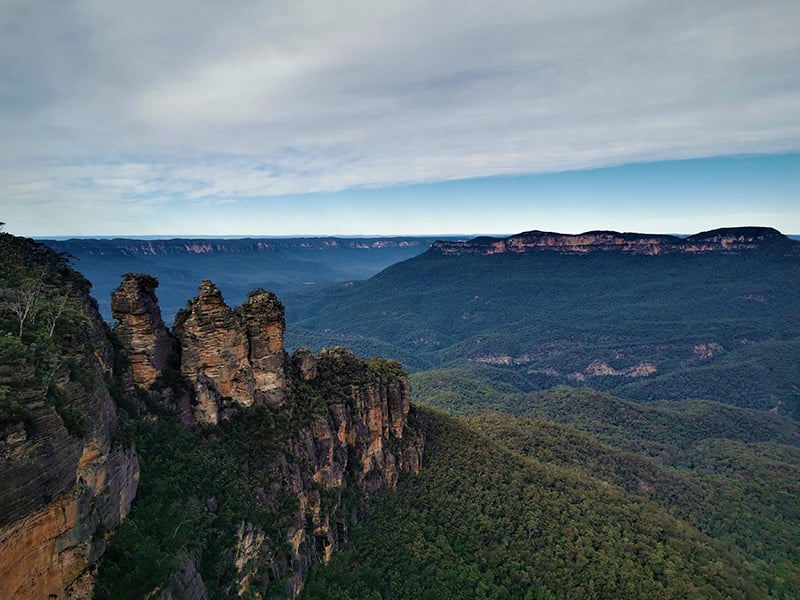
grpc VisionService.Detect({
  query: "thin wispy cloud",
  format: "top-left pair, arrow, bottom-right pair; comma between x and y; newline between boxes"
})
1,0 -> 799,234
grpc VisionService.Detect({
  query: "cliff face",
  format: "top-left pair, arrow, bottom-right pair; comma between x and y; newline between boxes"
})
1,232 -> 423,599
431,227 -> 798,256
0,234 -> 139,600
249,348 -> 424,598
101,276 -> 424,599
171,281 -> 287,424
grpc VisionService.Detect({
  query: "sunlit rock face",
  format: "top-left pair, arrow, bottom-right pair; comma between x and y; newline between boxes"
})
53,272 -> 423,599
111,273 -> 176,388
173,281 -> 287,424
1,270 -> 139,600
227,347 -> 423,599
237,288 -> 287,400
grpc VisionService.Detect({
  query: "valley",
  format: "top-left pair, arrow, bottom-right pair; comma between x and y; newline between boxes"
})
287,227 -> 800,417
42,236 -> 455,323
2,226 -> 798,599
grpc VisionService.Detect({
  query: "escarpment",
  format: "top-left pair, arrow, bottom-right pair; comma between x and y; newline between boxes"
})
0,234 -> 139,600
99,277 -> 424,598
236,348 -> 424,598
431,226 -> 798,256
2,232 -> 424,600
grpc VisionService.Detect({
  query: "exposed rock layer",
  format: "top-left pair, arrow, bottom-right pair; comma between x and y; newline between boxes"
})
172,281 -> 287,424
230,348 -> 423,598
45,237 -> 436,257
0,241 -> 140,600
431,227 -> 798,256
111,273 -> 175,388
108,276 -> 423,599
2,232 -> 423,600
176,291 -> 423,597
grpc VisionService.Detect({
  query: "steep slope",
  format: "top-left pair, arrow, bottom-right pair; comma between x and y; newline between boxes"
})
407,381 -> 800,588
470,409 -> 800,572
1,233 -> 426,599
288,227 -> 800,416
96,277 -> 424,599
302,406 -> 799,599
0,233 -> 139,599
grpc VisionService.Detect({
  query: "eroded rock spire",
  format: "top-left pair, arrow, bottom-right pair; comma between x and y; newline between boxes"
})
172,280 -> 287,424
111,273 -> 175,388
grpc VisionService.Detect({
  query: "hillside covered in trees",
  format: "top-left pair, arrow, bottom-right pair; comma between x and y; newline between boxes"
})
302,402 -> 800,599
287,228 -> 800,417
3,227 -> 799,598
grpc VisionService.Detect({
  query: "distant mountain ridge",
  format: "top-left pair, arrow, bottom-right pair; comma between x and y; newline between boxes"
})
288,225 -> 800,416
41,236 -> 457,322
431,226 -> 798,256
45,236 -> 442,257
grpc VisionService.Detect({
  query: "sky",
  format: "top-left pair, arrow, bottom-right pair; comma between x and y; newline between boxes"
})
1,0 -> 799,237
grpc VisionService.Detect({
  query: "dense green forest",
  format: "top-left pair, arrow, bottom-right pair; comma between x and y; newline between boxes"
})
95,408 -> 299,599
0,232 -> 96,435
287,246 -> 800,416
302,404 -> 800,599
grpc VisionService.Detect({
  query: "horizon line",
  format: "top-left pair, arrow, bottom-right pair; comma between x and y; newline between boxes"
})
32,228 -> 800,241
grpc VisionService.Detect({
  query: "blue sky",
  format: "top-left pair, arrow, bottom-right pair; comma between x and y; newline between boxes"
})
1,1 -> 799,236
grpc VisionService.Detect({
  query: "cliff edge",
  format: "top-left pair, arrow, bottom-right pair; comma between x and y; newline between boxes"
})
0,233 -> 139,599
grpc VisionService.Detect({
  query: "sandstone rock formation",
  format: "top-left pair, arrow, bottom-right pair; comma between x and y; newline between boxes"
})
142,343 -> 423,599
291,348 -> 317,380
172,281 -> 287,424
567,359 -> 657,382
111,273 -> 176,388
113,278 -> 424,595
237,288 -> 286,398
1,241 -> 424,600
227,347 -> 423,598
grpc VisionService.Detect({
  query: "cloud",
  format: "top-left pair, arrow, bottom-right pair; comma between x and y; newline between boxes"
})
1,0 -> 799,233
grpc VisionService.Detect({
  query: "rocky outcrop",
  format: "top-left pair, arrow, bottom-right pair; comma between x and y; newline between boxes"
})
431,227 -> 798,256
153,348 -> 424,599
237,288 -> 287,398
228,347 -> 423,598
0,235 -> 139,600
173,281 -> 287,424
567,360 -> 657,382
292,348 -> 317,380
2,234 -> 423,600
160,552 -> 209,600
120,279 -> 424,596
146,346 -> 423,600
111,273 -> 176,388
